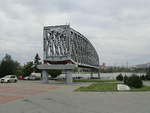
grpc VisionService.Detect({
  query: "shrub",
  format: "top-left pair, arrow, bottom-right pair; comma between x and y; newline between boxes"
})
124,74 -> 143,88
116,73 -> 123,81
124,75 -> 129,85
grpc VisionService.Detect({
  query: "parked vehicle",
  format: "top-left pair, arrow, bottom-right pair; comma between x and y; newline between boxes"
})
18,75 -> 24,80
29,76 -> 36,80
0,75 -> 18,83
24,76 -> 30,80
29,72 -> 41,80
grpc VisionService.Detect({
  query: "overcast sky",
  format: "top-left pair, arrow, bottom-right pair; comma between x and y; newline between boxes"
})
0,0 -> 150,66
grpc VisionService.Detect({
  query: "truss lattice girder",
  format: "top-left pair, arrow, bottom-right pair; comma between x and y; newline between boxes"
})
43,25 -> 99,68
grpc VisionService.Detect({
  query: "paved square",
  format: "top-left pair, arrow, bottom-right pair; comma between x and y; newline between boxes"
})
0,81 -> 150,113
0,81 -> 61,104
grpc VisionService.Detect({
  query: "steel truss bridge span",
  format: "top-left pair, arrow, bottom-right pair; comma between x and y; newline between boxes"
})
43,25 -> 99,68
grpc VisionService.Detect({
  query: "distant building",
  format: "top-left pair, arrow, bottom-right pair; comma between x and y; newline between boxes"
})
134,63 -> 150,69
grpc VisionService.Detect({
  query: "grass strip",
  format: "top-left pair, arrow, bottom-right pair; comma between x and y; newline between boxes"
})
73,79 -> 118,83
76,83 -> 150,92
76,83 -> 117,92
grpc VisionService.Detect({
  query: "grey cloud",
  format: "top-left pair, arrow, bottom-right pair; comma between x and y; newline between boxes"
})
0,0 -> 150,66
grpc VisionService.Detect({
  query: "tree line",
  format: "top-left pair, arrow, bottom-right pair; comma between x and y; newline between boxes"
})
0,54 -> 62,78
0,53 -> 41,78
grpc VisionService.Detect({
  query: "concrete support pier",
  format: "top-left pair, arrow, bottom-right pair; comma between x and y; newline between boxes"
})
38,64 -> 76,84
90,69 -> 93,79
98,69 -> 100,79
41,70 -> 49,83
65,70 -> 73,84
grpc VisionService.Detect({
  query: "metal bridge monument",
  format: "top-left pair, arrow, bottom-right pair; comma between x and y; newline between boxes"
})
38,25 -> 100,84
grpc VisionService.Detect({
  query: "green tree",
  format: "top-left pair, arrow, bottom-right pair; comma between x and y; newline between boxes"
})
33,53 -> 41,72
116,73 -> 123,81
34,53 -> 41,66
22,61 -> 34,77
48,70 -> 62,78
0,54 -> 20,77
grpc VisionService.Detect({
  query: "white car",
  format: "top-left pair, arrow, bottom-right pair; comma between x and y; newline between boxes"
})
0,75 -> 18,83
24,76 -> 37,80
24,76 -> 30,80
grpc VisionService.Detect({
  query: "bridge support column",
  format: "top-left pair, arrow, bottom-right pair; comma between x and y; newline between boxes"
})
41,70 -> 49,83
65,70 -> 73,84
98,69 -> 100,79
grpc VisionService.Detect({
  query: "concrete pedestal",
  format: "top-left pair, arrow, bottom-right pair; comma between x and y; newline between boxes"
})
41,70 -> 49,83
65,70 -> 72,84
